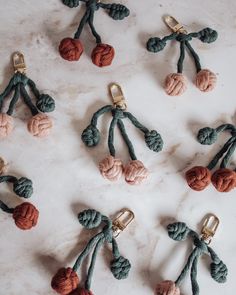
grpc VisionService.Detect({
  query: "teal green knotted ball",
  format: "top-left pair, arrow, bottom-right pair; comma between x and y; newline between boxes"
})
108,4 -> 130,20
13,177 -> 33,199
62,0 -> 80,8
210,261 -> 228,283
111,256 -> 131,280
199,28 -> 218,43
146,37 -> 166,53
197,127 -> 217,145
78,209 -> 102,229
82,125 -> 100,147
145,130 -> 163,152
167,222 -> 190,241
36,94 -> 55,113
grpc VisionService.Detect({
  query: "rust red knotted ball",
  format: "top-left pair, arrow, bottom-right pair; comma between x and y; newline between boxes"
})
91,43 -> 115,67
59,38 -> 84,61
13,202 -> 39,230
185,166 -> 211,191
51,267 -> 79,295
211,168 -> 236,192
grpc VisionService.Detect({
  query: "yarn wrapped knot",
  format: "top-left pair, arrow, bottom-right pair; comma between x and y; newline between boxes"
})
110,256 -> 131,280
164,73 -> 187,96
13,202 -> 39,230
210,260 -> 228,283
211,168 -> 236,192
124,160 -> 149,185
197,127 -> 218,145
12,72 -> 28,86
51,267 -> 79,295
78,288 -> 93,295
36,94 -> 55,113
99,155 -> 123,181
145,130 -> 163,152
108,4 -> 130,20
196,69 -> 217,92
199,28 -> 218,43
62,0 -> 80,8
91,43 -> 115,67
185,166 -> 211,191
59,38 -> 84,61
156,280 -> 180,295
78,209 -> 102,229
176,33 -> 192,42
0,113 -> 13,139
146,37 -> 166,53
13,177 -> 33,198
82,125 -> 100,147
167,222 -> 190,241
27,113 -> 53,137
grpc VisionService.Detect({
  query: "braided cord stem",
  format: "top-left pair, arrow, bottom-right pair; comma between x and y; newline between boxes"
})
177,41 -> 185,73
88,9 -> 102,44
207,136 -> 236,170
20,84 -> 39,116
85,237 -> 104,290
191,255 -> 200,295
27,79 -> 40,99
117,119 -> 137,160
185,41 -> 201,72
91,105 -> 113,126
72,232 -> 103,272
6,84 -> 21,116
220,138 -> 236,168
74,8 -> 91,39
0,199 -> 14,214
124,112 -> 149,134
108,117 -> 118,157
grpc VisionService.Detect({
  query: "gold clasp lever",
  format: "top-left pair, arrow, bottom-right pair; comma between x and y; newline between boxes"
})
201,214 -> 220,244
12,52 -> 26,74
112,209 -> 135,238
163,15 -> 187,34
109,83 -> 127,110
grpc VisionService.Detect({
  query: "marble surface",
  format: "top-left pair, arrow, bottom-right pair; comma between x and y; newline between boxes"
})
0,0 -> 236,294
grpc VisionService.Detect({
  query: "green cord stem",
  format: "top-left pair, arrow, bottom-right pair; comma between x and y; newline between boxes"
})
7,84 -> 21,116
117,119 -> 137,160
177,42 -> 185,73
220,139 -> 236,168
20,84 -> 39,116
74,9 -> 91,39
190,255 -> 200,295
108,117 -> 118,157
185,41 -> 201,72
216,124 -> 236,135
124,112 -> 149,134
0,81 -> 14,111
88,9 -> 102,44
27,79 -> 40,99
91,105 -> 113,127
0,199 -> 14,214
111,237 -> 121,259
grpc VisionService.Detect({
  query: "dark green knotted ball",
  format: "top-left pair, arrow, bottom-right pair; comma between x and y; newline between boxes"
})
13,177 -> 33,199
108,4 -> 130,20
12,73 -> 28,86
36,94 -> 55,113
210,261 -> 228,283
111,256 -> 131,280
167,222 -> 190,241
145,130 -> 163,152
78,209 -> 102,229
82,125 -> 100,147
197,127 -> 217,145
146,37 -> 166,53
199,28 -> 218,43
62,0 -> 80,8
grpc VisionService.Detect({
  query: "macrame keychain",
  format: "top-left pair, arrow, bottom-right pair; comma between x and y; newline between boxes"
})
0,52 -> 55,138
0,157 -> 39,230
156,215 -> 228,295
51,208 -> 134,295
81,83 -> 164,185
186,123 -> 236,193
146,16 -> 218,96
59,0 -> 130,67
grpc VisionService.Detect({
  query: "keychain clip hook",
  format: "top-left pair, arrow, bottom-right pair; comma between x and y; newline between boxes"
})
112,209 -> 135,238
109,83 -> 127,110
12,52 -> 26,74
163,15 -> 187,34
201,214 -> 220,244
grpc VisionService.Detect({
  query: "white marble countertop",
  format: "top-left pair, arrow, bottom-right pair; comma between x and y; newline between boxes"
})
0,0 -> 235,294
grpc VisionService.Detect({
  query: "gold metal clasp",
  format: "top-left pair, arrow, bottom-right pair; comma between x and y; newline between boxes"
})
201,214 -> 220,244
109,83 -> 127,110
163,15 -> 187,34
112,209 -> 135,238
12,52 -> 26,74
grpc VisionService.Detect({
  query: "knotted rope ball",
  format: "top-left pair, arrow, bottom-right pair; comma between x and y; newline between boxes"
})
156,280 -> 180,295
124,160 -> 149,185
27,113 -> 53,138
59,0 -> 129,67
0,113 -> 13,138
13,202 -> 39,230
99,155 -> 124,181
186,123 -> 236,193
147,26 -> 218,95
51,209 -> 131,294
